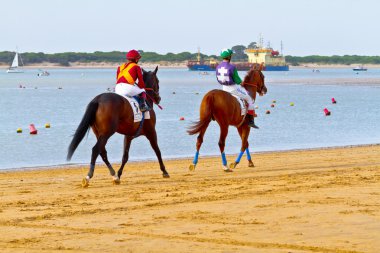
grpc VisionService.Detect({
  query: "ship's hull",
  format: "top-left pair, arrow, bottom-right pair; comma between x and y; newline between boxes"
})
187,64 -> 289,71
264,65 -> 289,71
187,64 -> 215,71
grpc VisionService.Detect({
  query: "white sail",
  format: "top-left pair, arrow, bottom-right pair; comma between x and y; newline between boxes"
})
6,51 -> 23,73
11,53 -> 19,68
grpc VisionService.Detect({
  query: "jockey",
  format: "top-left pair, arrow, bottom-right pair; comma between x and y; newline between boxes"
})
115,49 -> 150,112
216,48 -> 259,129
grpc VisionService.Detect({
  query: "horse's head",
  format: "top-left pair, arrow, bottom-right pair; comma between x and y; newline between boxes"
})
143,66 -> 161,106
242,63 -> 267,99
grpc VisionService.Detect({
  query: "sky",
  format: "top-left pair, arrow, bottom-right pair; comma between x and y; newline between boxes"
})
1,0 -> 379,56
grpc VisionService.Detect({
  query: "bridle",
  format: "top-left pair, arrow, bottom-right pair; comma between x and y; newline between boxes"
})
144,75 -> 163,110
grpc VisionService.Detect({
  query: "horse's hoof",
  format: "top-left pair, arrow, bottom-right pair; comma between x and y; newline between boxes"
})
113,178 -> 121,185
223,166 -> 233,173
229,162 -> 238,169
189,164 -> 196,171
81,178 -> 89,188
163,173 -> 170,178
248,160 -> 255,167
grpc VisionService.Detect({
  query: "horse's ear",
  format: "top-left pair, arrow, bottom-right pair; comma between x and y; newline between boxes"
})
259,62 -> 264,71
154,66 -> 158,74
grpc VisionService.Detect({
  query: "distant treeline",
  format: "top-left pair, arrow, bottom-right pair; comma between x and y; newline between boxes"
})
0,51 -> 217,66
1,50 -> 380,66
286,55 -> 380,65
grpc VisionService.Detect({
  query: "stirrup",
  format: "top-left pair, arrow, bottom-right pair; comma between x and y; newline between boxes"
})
140,104 -> 151,112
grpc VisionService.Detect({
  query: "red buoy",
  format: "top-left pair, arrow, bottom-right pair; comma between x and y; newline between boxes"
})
332,98 -> 337,104
180,117 -> 185,121
323,108 -> 331,116
29,124 -> 38,134
271,104 -> 275,108
265,110 -> 271,114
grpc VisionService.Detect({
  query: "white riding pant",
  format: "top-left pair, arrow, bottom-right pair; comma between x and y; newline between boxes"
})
223,84 -> 255,110
115,83 -> 145,97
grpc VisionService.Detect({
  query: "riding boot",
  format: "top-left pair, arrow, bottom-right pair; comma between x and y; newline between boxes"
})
137,94 -> 151,112
247,112 -> 259,129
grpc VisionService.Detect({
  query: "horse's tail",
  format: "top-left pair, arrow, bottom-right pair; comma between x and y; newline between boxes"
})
187,94 -> 214,135
67,99 -> 99,161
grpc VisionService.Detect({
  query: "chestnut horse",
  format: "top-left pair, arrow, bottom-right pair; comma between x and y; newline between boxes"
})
67,66 -> 170,187
188,63 -> 267,172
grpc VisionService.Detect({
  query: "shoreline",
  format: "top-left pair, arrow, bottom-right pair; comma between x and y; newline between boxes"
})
1,143 -> 379,173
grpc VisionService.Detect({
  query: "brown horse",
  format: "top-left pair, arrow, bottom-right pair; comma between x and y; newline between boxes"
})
67,66 -> 169,187
188,63 -> 267,172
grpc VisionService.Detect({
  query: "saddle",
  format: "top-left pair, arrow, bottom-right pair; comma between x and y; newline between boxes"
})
231,94 -> 247,116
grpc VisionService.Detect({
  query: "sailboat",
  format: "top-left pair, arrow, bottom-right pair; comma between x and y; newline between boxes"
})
6,52 -> 23,73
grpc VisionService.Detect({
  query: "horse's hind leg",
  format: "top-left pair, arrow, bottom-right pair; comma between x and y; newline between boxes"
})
117,136 -> 133,180
189,126 -> 208,171
82,137 -> 103,187
230,125 -> 251,169
98,135 -> 120,184
146,129 -> 170,178
83,135 -> 113,187
218,124 -> 232,172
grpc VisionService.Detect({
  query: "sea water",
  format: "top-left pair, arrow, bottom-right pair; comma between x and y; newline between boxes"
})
0,68 -> 379,170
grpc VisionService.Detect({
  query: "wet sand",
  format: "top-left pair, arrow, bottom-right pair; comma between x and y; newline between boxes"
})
0,145 -> 379,253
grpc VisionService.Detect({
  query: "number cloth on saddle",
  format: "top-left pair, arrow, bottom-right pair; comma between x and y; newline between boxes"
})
115,93 -> 150,122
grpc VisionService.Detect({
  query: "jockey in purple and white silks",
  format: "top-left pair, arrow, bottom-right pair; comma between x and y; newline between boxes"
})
216,48 -> 259,129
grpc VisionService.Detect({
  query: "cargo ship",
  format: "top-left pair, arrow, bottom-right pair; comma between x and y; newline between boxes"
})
245,46 -> 289,71
187,40 -> 289,71
187,48 -> 218,71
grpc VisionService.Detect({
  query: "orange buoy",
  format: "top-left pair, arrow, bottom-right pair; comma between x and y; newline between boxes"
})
29,124 -> 38,134
265,110 -> 271,114
271,104 -> 275,108
180,117 -> 185,121
323,108 -> 331,116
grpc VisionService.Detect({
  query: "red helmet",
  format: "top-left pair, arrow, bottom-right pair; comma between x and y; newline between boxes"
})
126,50 -> 141,60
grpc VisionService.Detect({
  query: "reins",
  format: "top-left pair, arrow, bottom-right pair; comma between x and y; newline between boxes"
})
241,81 -> 259,88
145,87 -> 163,110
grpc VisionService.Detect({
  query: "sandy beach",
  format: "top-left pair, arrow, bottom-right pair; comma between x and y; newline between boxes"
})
0,145 -> 379,252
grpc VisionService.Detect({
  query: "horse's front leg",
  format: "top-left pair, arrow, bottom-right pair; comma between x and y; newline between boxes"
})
146,130 -> 170,178
230,125 -> 251,169
117,135 -> 133,181
246,147 -> 254,167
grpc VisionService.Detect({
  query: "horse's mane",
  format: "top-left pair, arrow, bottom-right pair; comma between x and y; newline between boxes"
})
243,64 -> 264,83
243,69 -> 254,83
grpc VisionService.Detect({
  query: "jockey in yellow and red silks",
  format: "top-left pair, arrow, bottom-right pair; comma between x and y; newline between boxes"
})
216,49 -> 258,129
115,50 -> 150,112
